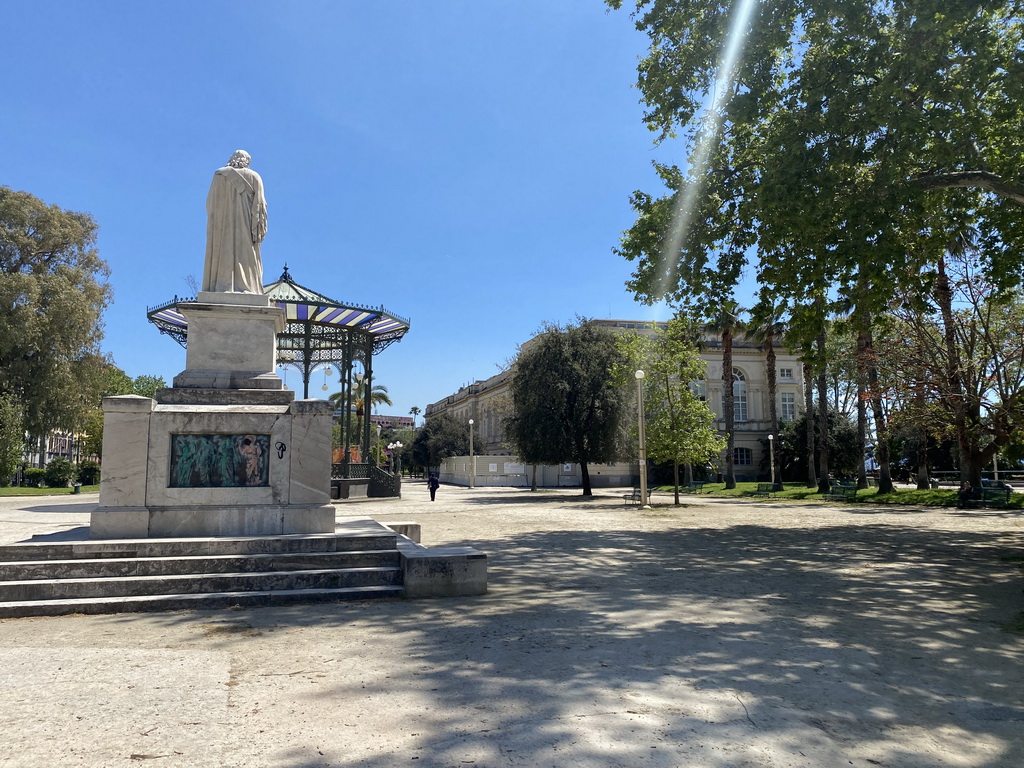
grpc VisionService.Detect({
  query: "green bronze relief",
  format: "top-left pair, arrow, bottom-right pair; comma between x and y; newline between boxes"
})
170,434 -> 271,488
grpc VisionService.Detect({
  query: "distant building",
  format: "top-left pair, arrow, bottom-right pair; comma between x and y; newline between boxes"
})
369,414 -> 414,430
425,320 -> 805,486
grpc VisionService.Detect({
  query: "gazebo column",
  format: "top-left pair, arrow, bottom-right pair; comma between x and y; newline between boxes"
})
363,352 -> 373,466
341,338 -> 353,478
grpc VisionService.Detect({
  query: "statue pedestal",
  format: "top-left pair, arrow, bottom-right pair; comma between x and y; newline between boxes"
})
172,293 -> 285,390
92,292 -> 335,538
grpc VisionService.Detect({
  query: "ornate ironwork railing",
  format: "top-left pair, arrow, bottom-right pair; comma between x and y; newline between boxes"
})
368,465 -> 401,498
332,462 -> 370,479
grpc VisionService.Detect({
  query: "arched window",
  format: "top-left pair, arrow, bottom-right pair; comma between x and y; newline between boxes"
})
732,368 -> 748,422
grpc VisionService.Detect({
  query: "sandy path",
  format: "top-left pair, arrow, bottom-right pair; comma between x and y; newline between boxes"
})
0,484 -> 1021,767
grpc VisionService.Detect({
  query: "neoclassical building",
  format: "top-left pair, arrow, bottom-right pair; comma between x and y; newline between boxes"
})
425,320 -> 805,485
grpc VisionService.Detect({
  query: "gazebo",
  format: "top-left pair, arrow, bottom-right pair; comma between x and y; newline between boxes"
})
147,266 -> 411,492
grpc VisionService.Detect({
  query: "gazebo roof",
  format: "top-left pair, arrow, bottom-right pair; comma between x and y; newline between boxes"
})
146,266 -> 411,352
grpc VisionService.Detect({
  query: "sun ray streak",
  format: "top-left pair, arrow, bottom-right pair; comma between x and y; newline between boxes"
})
653,0 -> 760,305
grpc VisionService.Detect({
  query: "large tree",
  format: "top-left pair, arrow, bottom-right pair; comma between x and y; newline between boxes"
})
620,318 -> 725,504
410,412 -> 469,470
0,187 -> 111,452
878,251 -> 1024,486
609,1 -> 1024,375
612,1 -> 1024,490
504,321 -> 630,496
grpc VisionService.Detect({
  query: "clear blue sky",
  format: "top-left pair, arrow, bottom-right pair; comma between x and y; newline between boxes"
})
2,1 -> 744,419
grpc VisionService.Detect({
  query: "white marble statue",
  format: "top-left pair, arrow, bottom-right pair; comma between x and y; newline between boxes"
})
202,150 -> 268,293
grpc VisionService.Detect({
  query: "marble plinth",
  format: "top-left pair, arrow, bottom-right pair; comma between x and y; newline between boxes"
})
172,298 -> 286,390
92,395 -> 334,538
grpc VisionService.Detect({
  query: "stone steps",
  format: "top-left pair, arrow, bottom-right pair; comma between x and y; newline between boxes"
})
0,585 -> 404,619
0,522 -> 407,618
0,550 -> 399,580
1,566 -> 403,601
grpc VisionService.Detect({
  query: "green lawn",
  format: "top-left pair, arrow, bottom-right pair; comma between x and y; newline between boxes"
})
651,481 -> 1024,509
0,485 -> 100,497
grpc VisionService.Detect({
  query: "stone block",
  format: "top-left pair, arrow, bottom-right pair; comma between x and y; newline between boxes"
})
173,301 -> 285,390
398,539 -> 487,597
381,522 -> 421,543
288,399 -> 332,504
89,507 -> 150,539
98,396 -> 154,508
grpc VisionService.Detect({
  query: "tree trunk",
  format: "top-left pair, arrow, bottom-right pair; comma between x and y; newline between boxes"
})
916,431 -> 930,490
673,461 -> 680,505
531,464 -> 538,492
855,330 -> 869,489
865,343 -> 894,494
935,255 -> 978,485
816,332 -> 831,494
580,461 -> 593,497
803,361 -> 817,488
723,328 -> 736,489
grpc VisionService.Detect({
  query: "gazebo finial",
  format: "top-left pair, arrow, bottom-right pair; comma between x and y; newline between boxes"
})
280,264 -> 293,283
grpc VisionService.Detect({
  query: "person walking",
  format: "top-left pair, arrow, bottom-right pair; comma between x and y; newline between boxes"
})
428,474 -> 440,501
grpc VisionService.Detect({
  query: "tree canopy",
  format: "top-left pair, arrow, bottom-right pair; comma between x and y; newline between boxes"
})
609,0 -> 1024,321
0,394 -> 24,483
410,412 -> 470,470
0,187 -> 111,441
504,321 -> 630,496
81,365 -> 168,459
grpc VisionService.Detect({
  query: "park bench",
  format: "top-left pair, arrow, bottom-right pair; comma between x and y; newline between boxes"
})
825,482 -> 858,503
680,481 -> 707,494
623,488 -> 643,507
965,486 -> 1012,508
754,483 -> 777,497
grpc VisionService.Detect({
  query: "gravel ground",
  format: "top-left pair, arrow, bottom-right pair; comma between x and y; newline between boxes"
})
0,483 -> 1021,768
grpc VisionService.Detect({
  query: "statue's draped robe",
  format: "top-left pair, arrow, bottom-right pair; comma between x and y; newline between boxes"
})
202,165 -> 268,293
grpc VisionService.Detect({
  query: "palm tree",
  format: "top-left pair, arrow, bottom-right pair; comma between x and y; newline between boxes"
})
328,378 -> 392,462
359,383 -> 393,416
708,300 -> 744,489
750,305 -> 786,488
409,406 -> 421,428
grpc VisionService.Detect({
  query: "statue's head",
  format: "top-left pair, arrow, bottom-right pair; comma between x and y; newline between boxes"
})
228,150 -> 251,169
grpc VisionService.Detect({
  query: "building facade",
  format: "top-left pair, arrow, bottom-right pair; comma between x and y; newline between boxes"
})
425,320 -> 805,486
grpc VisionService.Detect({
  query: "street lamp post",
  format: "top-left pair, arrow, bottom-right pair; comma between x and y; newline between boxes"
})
768,433 -> 777,490
468,419 -> 475,489
635,370 -> 650,508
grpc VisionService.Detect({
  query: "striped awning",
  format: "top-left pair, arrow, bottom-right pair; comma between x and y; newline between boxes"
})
146,266 -> 410,348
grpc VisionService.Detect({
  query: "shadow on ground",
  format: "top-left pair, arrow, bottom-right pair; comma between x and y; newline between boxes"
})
88,519 -> 1024,767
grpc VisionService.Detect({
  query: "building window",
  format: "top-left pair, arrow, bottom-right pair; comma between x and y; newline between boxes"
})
734,447 -> 753,465
690,381 -> 707,401
733,369 -> 747,422
781,392 -> 796,422
780,367 -> 794,379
